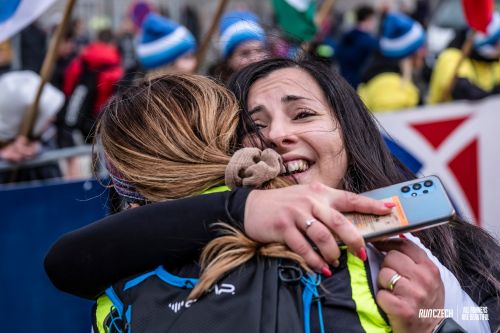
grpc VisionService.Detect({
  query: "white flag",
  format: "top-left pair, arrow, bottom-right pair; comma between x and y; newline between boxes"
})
376,97 -> 500,239
0,0 -> 57,43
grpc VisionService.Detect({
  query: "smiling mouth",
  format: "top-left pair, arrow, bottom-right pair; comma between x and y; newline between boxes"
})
282,159 -> 312,176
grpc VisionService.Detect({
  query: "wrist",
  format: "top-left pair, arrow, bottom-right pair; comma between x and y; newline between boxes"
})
226,187 -> 253,228
243,189 -> 262,231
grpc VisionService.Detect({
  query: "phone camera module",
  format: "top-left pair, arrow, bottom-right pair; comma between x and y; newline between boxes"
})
424,180 -> 433,187
412,183 -> 422,190
401,186 -> 410,193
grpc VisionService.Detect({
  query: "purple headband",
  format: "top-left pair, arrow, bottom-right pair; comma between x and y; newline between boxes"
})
105,157 -> 147,205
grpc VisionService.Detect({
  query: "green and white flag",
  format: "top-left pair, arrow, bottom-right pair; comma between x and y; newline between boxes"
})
272,0 -> 317,42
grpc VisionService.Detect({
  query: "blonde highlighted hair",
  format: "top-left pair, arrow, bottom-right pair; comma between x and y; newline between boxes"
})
96,73 -> 308,300
97,74 -> 238,201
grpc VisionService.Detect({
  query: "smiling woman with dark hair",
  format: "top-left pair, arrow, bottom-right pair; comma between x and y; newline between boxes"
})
229,58 -> 499,331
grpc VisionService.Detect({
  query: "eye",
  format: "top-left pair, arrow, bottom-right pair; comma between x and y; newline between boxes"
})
248,119 -> 266,132
294,109 -> 316,120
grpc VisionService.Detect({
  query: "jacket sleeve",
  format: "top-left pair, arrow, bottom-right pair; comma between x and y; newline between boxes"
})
44,188 -> 252,300
405,233 -> 493,333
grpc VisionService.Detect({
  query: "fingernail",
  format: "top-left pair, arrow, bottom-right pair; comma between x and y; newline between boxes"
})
321,266 -> 332,277
332,259 -> 340,268
384,202 -> 396,208
399,233 -> 407,239
357,247 -> 367,261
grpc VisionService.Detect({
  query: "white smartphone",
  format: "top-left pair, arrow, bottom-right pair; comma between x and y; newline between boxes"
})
345,175 -> 456,242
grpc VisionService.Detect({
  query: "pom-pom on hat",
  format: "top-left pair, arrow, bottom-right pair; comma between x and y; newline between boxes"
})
380,12 -> 425,59
137,13 -> 196,70
473,12 -> 500,59
129,0 -> 155,31
219,10 -> 265,59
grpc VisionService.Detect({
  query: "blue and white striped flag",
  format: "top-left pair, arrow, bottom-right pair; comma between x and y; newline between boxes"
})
0,0 -> 56,43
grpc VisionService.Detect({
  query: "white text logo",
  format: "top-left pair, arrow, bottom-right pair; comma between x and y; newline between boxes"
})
168,299 -> 197,313
418,309 -> 453,319
214,283 -> 235,295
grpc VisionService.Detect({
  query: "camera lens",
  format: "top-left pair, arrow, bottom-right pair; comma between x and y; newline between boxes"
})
424,180 -> 433,187
412,183 -> 422,190
401,186 -> 410,193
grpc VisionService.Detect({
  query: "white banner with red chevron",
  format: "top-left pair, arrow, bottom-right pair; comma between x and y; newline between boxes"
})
376,96 -> 500,239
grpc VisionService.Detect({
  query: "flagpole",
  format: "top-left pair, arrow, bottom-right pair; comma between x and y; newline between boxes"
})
315,0 -> 335,29
194,0 -> 231,73
18,0 -> 78,138
302,0 -> 335,55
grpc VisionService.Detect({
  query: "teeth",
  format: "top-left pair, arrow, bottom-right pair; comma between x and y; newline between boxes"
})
284,160 -> 310,174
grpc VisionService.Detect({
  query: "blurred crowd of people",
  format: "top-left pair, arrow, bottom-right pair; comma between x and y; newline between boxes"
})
0,0 -> 499,185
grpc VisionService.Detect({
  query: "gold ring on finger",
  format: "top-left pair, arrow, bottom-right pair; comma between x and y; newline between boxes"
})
387,273 -> 402,292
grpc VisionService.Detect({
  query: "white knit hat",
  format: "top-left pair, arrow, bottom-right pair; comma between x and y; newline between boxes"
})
0,71 -> 65,140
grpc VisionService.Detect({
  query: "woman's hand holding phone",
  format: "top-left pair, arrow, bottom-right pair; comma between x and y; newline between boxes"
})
244,182 -> 392,273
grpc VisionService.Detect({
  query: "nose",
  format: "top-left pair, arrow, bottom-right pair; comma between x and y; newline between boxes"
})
266,121 -> 297,150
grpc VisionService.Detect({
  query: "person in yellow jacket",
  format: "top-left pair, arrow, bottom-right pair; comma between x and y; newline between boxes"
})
358,12 -> 426,112
428,12 -> 500,104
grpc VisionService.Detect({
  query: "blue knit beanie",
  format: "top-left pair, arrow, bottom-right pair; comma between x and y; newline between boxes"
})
219,11 -> 266,58
473,12 -> 500,59
380,12 -> 425,59
137,13 -> 196,70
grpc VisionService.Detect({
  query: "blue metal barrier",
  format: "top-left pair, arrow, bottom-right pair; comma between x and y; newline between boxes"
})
0,179 -> 108,332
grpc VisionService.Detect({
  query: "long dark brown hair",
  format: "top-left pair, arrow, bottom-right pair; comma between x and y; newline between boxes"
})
227,58 -> 500,305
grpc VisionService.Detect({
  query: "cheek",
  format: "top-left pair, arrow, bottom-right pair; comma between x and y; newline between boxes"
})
242,135 -> 253,147
314,132 -> 347,178
228,55 -> 242,70
242,134 -> 265,149
319,147 -> 348,188
319,136 -> 345,165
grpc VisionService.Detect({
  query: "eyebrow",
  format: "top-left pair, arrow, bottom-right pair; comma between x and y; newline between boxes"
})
248,95 -> 312,116
282,95 -> 312,103
249,105 -> 264,116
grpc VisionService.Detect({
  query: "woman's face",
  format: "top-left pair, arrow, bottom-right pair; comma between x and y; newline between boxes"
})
172,53 -> 197,73
228,40 -> 268,71
244,67 -> 347,189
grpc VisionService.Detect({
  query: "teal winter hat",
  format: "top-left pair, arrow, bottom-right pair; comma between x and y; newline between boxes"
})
219,10 -> 266,58
137,13 -> 196,69
380,12 -> 425,59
